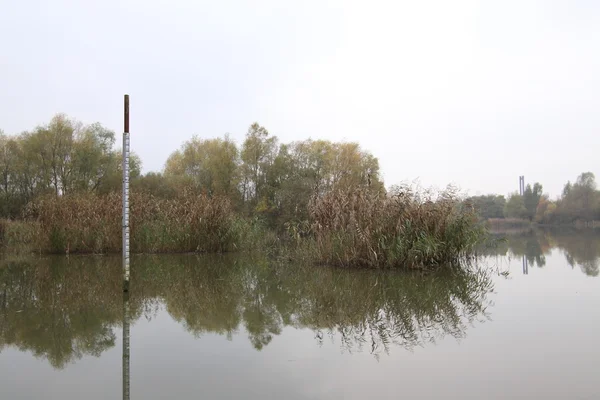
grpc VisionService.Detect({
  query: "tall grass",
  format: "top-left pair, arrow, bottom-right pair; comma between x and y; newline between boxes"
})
0,219 -> 43,255
300,186 -> 486,269
16,190 -> 254,254
1,186 -> 486,266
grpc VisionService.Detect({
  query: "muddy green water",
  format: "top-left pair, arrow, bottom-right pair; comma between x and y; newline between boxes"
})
1,229 -> 599,399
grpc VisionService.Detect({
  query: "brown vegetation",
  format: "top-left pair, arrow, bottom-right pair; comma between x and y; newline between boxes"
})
19,190 -> 239,254
299,186 -> 485,269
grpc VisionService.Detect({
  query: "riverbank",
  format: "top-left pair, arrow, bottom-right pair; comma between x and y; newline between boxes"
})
0,188 -> 487,270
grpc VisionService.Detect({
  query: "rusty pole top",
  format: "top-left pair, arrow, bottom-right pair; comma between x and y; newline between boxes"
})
124,94 -> 129,133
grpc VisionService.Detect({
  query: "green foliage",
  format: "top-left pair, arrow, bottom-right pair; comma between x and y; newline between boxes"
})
267,139 -> 384,227
535,172 -> 600,224
473,174 -> 598,226
165,135 -> 240,199
504,193 -> 528,219
523,183 -> 543,221
0,114 -> 138,216
2,116 -> 385,231
554,172 -> 599,223
466,195 -> 506,219
497,174 -> 599,225
132,172 -> 182,199
240,123 -> 278,210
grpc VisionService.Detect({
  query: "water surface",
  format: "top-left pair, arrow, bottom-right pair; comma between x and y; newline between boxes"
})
1,229 -> 599,399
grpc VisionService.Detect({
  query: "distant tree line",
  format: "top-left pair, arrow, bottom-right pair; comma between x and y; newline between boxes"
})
466,172 -> 600,224
0,115 -> 382,228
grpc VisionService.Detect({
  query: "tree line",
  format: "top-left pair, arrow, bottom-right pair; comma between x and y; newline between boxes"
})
1,115 -> 382,228
3,113 -> 596,229
466,172 -> 600,224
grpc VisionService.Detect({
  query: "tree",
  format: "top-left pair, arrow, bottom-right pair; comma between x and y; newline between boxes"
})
96,151 -> 142,194
164,135 -> 239,198
132,172 -> 183,199
504,193 -> 528,219
465,195 -> 506,219
535,196 -> 557,224
555,172 -> 599,222
576,172 -> 596,190
0,131 -> 26,217
264,138 -> 383,226
240,123 -> 278,207
70,122 -> 116,192
523,182 -> 543,221
0,115 -> 122,211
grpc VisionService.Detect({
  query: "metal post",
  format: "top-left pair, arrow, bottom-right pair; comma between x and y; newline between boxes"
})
122,291 -> 131,400
123,94 -> 130,292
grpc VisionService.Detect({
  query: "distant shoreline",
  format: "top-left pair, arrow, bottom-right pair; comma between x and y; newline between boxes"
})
485,218 -> 600,233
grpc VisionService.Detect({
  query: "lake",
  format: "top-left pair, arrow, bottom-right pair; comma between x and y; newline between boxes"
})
1,228 -> 599,399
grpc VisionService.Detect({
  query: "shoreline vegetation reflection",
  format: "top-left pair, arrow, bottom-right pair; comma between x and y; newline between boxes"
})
482,228 -> 600,276
1,255 -> 493,369
1,228 -> 597,370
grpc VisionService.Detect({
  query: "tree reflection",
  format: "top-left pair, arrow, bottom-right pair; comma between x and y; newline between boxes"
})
553,231 -> 600,277
0,257 -> 123,368
482,229 -> 600,276
0,254 -> 495,368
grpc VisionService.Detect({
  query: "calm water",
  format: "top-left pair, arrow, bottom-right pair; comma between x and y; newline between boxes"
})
1,229 -> 599,399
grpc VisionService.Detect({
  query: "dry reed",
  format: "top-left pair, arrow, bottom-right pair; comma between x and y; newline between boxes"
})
301,186 -> 485,269
20,190 -> 240,254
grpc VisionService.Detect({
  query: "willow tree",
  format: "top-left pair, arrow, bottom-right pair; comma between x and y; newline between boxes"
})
164,135 -> 239,198
239,123 -> 278,208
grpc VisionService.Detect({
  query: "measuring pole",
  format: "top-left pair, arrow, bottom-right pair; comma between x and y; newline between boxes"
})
123,95 -> 130,292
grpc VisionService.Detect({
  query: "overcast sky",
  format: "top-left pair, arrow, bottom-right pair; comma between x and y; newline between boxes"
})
1,0 -> 598,198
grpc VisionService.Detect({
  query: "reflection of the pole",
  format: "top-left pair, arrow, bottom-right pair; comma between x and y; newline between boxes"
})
123,291 -> 130,400
522,255 -> 528,275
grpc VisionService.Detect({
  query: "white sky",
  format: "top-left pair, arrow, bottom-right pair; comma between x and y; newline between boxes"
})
1,0 -> 598,198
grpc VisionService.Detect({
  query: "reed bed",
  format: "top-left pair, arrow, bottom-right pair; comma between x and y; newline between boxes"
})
18,190 -> 242,254
1,186 -> 486,268
300,186 -> 486,269
0,219 -> 43,254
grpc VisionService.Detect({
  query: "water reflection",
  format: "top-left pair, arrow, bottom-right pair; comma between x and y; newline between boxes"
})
122,291 -> 130,400
483,228 -> 600,276
0,258 -> 120,368
522,255 -> 528,275
0,255 -> 494,368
